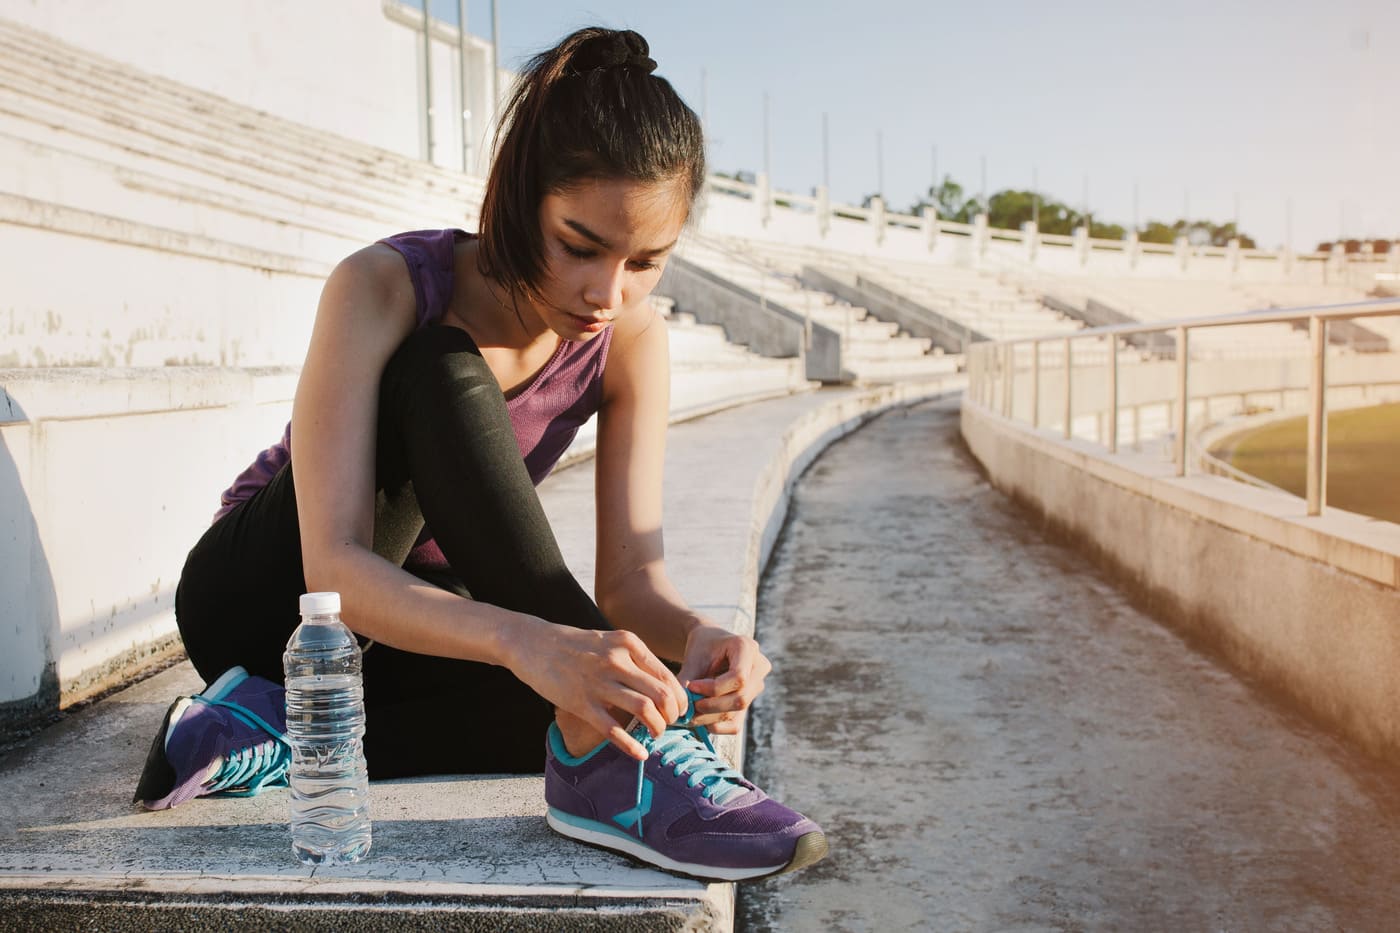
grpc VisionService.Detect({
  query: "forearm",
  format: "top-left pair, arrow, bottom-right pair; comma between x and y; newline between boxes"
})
597,562 -> 713,663
305,544 -> 535,668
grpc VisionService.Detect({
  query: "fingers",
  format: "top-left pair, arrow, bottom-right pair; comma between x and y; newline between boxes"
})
605,630 -> 685,728
607,722 -> 650,761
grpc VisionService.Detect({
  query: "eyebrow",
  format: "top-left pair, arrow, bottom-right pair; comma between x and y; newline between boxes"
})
562,219 -> 677,258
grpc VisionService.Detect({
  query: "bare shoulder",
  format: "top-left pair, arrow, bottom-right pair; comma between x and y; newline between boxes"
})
608,299 -> 668,360
331,243 -> 415,311
603,300 -> 669,401
308,242 -> 419,354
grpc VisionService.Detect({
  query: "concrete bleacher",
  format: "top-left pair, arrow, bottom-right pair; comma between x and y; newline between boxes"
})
675,234 -> 962,384
0,14 -> 970,928
0,9 -> 821,716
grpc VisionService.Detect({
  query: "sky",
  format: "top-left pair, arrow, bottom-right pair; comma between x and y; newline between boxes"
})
441,0 -> 1399,252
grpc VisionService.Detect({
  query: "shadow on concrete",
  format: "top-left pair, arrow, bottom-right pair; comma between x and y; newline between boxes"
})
0,393 -> 60,745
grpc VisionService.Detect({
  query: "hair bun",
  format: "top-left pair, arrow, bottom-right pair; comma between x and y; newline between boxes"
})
572,29 -> 657,75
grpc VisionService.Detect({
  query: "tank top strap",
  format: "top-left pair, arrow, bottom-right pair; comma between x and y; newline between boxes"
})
376,229 -> 471,328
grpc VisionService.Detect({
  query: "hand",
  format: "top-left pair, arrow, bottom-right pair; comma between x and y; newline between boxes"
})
677,624 -> 772,735
507,617 -> 687,760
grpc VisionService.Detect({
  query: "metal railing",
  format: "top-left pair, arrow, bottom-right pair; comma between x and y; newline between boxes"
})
967,301 -> 1400,517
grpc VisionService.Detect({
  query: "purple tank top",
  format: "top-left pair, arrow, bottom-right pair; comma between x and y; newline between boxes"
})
214,229 -> 613,532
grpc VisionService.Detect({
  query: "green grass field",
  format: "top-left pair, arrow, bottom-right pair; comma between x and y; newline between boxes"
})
1211,402 -> 1400,524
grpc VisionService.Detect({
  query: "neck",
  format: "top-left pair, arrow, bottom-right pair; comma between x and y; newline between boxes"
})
460,242 -> 553,348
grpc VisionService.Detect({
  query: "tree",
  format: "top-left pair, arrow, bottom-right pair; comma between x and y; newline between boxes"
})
1140,221 -> 1177,244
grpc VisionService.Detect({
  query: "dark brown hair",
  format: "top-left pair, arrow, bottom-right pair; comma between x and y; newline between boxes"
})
477,28 -> 705,302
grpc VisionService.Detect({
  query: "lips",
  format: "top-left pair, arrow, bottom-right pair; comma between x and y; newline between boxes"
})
569,313 -> 612,333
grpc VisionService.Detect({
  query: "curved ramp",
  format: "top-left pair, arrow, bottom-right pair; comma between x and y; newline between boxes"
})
744,397 -> 1400,929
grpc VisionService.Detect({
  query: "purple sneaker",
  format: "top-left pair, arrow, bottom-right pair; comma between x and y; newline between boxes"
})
544,698 -> 828,882
133,666 -> 290,811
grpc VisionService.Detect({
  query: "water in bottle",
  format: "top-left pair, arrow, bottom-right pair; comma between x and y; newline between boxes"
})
283,591 -> 371,865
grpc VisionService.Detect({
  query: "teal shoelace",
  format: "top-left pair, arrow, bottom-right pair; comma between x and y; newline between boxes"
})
191,695 -> 292,797
623,694 -> 749,839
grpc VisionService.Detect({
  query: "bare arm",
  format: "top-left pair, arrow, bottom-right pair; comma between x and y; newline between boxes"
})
594,305 -> 772,732
290,247 -> 680,755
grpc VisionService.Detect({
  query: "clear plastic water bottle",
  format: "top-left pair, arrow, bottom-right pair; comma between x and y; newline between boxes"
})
283,591 -> 371,865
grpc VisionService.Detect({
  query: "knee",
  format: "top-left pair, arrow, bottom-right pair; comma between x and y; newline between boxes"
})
381,325 -> 497,409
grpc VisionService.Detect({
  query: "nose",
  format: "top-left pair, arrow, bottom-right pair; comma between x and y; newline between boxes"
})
583,260 -> 625,312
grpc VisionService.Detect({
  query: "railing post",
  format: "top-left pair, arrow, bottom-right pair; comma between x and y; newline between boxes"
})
457,0 -> 470,172
1063,337 -> 1073,440
421,0 -> 435,163
1107,335 -> 1119,453
1175,326 -> 1189,476
1307,316 -> 1328,515
1031,341 -> 1041,429
923,204 -> 938,252
1003,343 -> 1015,418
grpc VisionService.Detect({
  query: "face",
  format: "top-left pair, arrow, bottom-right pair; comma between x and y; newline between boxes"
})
533,177 -> 689,341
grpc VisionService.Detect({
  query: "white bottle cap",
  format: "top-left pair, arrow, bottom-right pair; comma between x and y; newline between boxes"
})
299,591 -> 341,615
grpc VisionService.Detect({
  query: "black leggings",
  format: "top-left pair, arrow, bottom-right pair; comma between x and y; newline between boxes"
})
175,325 -> 610,777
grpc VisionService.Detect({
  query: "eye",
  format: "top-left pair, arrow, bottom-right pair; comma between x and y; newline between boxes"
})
628,259 -> 658,272
561,241 -> 595,260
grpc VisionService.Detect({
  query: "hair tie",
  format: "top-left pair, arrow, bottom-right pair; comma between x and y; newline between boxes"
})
572,30 -> 657,75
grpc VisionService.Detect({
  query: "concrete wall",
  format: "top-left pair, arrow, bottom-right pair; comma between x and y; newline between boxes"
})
960,399 -> 1400,763
0,368 -> 297,713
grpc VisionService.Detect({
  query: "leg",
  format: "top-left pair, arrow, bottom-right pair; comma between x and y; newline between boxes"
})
176,324 -> 609,773
373,325 -> 607,631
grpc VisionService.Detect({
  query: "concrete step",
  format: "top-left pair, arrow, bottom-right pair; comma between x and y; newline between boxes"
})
808,313 -> 900,340
0,26 -> 482,212
0,639 -> 723,931
846,354 -> 963,383
844,336 -> 936,360
0,18 -> 479,196
0,53 -> 471,231
667,323 -> 756,361
0,213 -> 326,368
0,129 -> 368,265
0,76 -> 468,235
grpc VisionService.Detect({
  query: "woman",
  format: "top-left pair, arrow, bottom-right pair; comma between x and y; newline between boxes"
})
134,27 -> 826,881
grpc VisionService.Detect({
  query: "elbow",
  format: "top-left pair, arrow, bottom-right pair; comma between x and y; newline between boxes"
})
300,539 -> 361,597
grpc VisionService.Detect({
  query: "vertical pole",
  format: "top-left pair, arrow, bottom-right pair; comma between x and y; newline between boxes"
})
931,144 -> 938,196
1063,338 -> 1073,440
876,130 -> 884,198
489,0 -> 500,120
1175,326 -> 1189,476
763,91 -> 772,185
980,154 -> 987,212
1032,166 -> 1039,229
1107,335 -> 1119,453
822,112 -> 831,191
1031,340 -> 1041,429
421,0 -> 434,163
701,68 -> 709,130
1307,316 -> 1328,515
1004,343 -> 1015,418
457,0 -> 469,173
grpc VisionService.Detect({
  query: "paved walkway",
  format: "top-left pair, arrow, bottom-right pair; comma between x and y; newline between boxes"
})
739,397 -> 1400,932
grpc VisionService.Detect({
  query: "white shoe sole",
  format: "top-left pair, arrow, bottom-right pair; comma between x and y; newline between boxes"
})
545,807 -> 825,883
